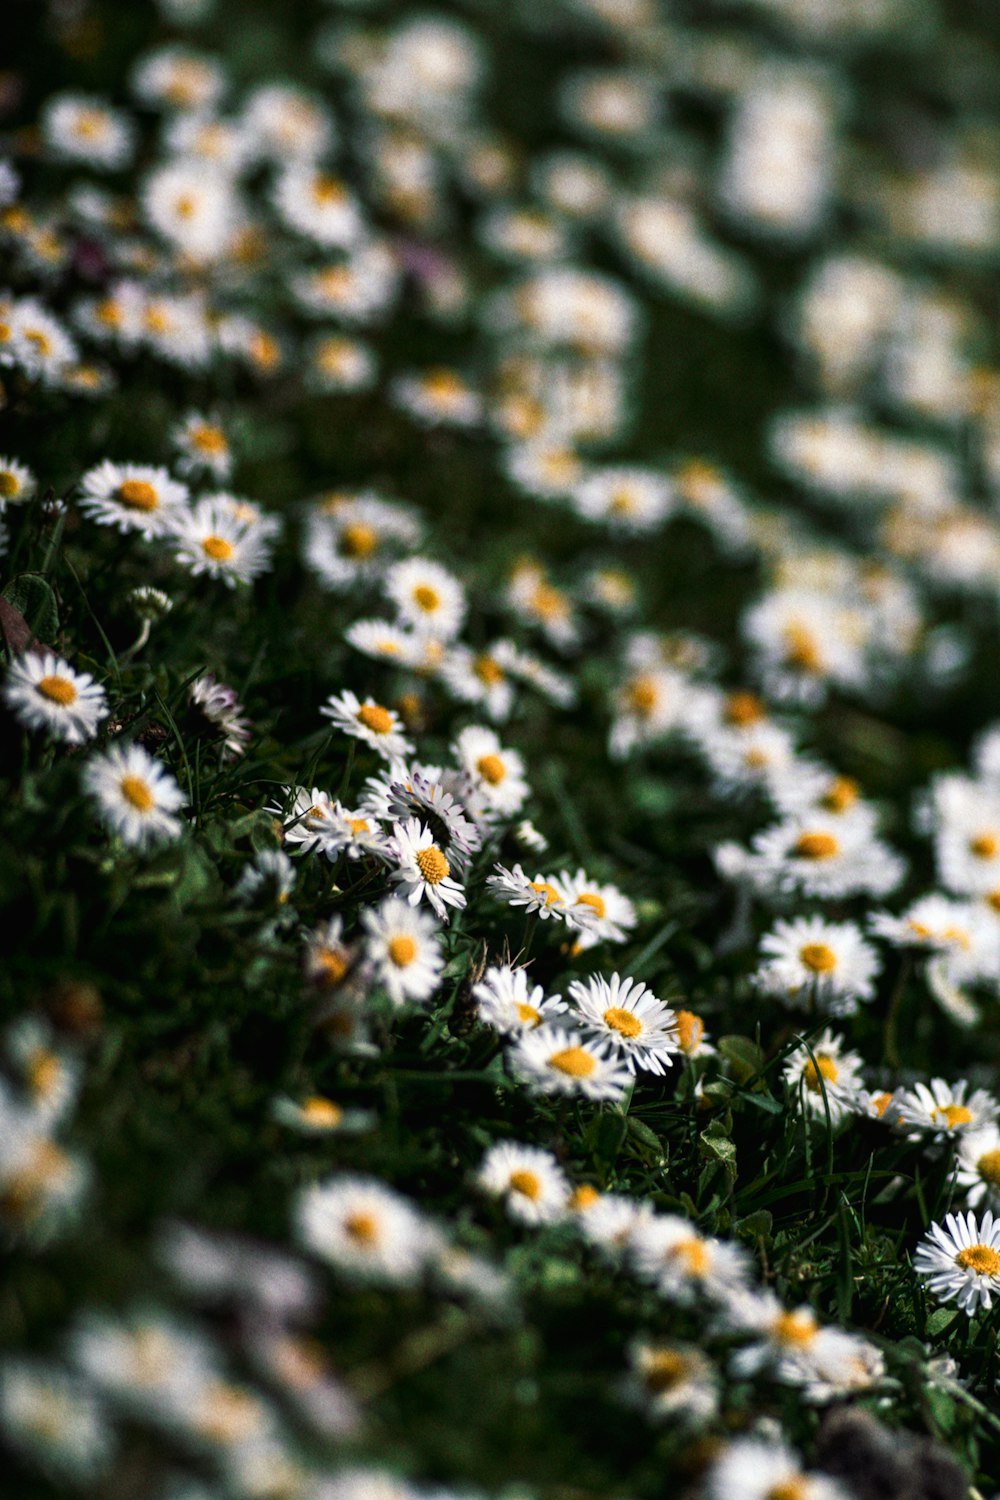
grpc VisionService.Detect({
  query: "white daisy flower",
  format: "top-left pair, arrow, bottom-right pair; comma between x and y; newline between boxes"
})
169,496 -> 274,586
388,817 -> 466,920
8,300 -> 78,385
69,1311 -> 216,1416
131,47 -> 225,112
273,166 -> 363,248
375,765 -> 481,869
570,464 -> 674,534
320,690 -> 414,762
567,973 -> 679,1075
577,1192 -> 652,1260
622,1341 -> 717,1422
893,1078 -> 997,1138
78,461 -> 188,538
486,862 -> 569,920
268,786 -> 340,854
608,664 -> 695,759
6,1020 -> 80,1127
295,1176 -> 434,1285
629,1215 -> 751,1303
552,868 -> 637,948
345,620 -> 439,670
508,1024 -> 631,1102
914,1209 -> 1000,1314
0,455 -> 36,505
870,896 -> 999,986
755,916 -> 881,1017
241,83 -> 334,162
142,157 -> 238,262
736,815 -> 905,901
188,674 -> 251,760
706,1438 -> 846,1500
390,367 -> 483,428
673,1008 -> 715,1059
172,412 -> 233,480
42,94 -> 135,169
3,652 -> 108,745
307,333 -> 378,394
321,804 -> 391,863
83,743 -> 185,849
0,1359 -> 113,1480
272,1095 -> 375,1136
471,964 -> 565,1034
303,492 -> 421,593
385,557 -> 467,640
233,850 -> 296,909
476,1142 -> 569,1225
438,644 -> 516,722
782,1029 -> 864,1124
955,1127 -> 1000,1211
360,898 -> 443,1007
452,725 -> 529,820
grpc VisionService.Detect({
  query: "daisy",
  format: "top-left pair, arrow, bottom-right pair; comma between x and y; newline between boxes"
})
142,157 -> 238,262
388,817 -> 466,920
269,786 -> 341,854
706,1439 -> 846,1500
307,333 -> 378,394
233,850 -> 296,909
303,492 -> 420,592
914,1210 -> 1000,1314
622,1341 -> 717,1422
187,674 -> 251,759
69,1312 -> 216,1417
294,1176 -> 434,1285
273,165 -> 363,248
83,743 -> 185,849
472,964 -> 565,1034
673,1009 -> 715,1060
8,301 -> 78,385
345,620 -> 437,671
568,973 -> 679,1075
570,465 -> 674,534
303,916 -> 358,994
3,653 -> 108,745
390,367 -> 482,428
42,94 -> 135,170
172,413 -> 233,481
738,814 -> 905,901
486,862 -> 569,921
322,804 -> 391,863
0,456 -> 36,505
552,868 -> 637,948
6,1020 -> 79,1127
385,558 -> 466,640
577,1193 -> 652,1260
241,83 -> 334,162
439,645 -> 517,722
130,46 -> 225,112
608,665 -> 695,759
893,1078 -> 997,1138
78,461 -> 188,538
630,1215 -> 751,1303
476,1142 -> 569,1226
169,497 -> 274,586
782,1029 -> 864,1124
755,916 -> 881,1017
955,1127 -> 1000,1210
320,690 -> 414,762
452,725 -> 529,820
272,1096 -> 375,1136
0,1360 -> 113,1480
360,898 -> 444,1007
376,765 -> 481,869
508,1024 -> 631,1102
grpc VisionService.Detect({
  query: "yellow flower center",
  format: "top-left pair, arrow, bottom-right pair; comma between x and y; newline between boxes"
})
871,1091 -> 894,1118
970,833 -> 1000,860
416,845 -> 450,884
724,691 -> 766,727
300,1096 -> 343,1127
509,1170 -> 542,1200
670,1237 -> 711,1276
249,332 -> 280,370
516,1002 -> 541,1026
0,470 -> 20,498
540,448 -> 581,485
388,935 -> 417,968
532,583 -> 569,621
36,674 -> 78,706
774,1311 -> 818,1348
933,1104 -> 973,1129
643,1350 -> 689,1392
549,1045 -> 596,1078
799,942 -> 837,974
956,1244 -> 1000,1276
347,818 -> 370,837
24,328 -> 53,356
570,1184 -> 601,1211
117,479 -> 159,511
793,831 -> 840,860
120,775 -> 155,812
28,1050 -> 61,1100
339,522 -> 378,558
202,535 -> 234,561
821,776 -> 858,813
191,423 -> 227,455
356,702 -> 394,735
313,175 -> 347,205
674,1010 -> 703,1054
344,1211 -> 379,1245
73,109 -> 106,140
575,891 -> 606,919
625,674 -> 658,717
474,654 -> 505,685
803,1055 -> 839,1092
424,368 -> 465,400
477,753 -> 507,785
986,891 -> 1000,914
767,1482 -> 808,1500
783,623 -> 823,673
610,486 -> 638,515
174,193 -> 199,221
413,584 -> 441,612
977,1149 -> 1000,1187
604,1006 -> 642,1038
315,947 -> 349,987
529,880 -> 563,906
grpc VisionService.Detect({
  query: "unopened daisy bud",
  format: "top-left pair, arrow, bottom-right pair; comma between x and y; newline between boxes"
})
128,585 -> 172,622
515,819 -> 548,854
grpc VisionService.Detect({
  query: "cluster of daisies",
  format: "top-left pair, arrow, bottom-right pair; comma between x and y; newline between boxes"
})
4,0 -> 1000,1495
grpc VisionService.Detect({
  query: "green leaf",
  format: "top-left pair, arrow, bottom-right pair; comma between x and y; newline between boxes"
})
926,1306 -> 959,1337
719,1034 -> 764,1084
2,573 -> 59,646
